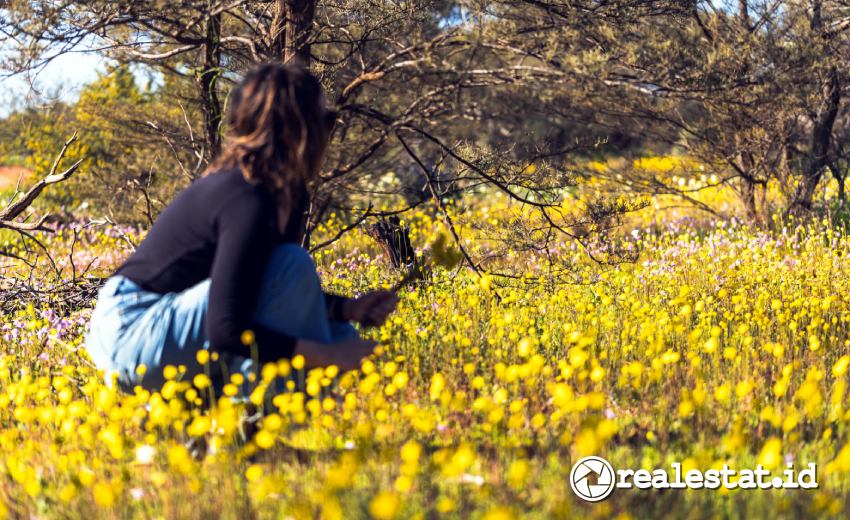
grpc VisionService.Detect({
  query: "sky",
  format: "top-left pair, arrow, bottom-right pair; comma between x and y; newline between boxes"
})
0,46 -> 111,117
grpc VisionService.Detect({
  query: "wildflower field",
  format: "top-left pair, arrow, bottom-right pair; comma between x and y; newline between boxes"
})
3,187 -> 850,519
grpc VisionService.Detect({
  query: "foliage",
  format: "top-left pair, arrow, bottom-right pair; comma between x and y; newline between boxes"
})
0,65 -> 201,222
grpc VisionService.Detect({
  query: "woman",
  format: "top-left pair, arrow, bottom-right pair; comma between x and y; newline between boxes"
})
86,63 -> 398,392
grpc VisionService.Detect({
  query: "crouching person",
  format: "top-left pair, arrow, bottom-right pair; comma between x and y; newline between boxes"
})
85,63 -> 398,393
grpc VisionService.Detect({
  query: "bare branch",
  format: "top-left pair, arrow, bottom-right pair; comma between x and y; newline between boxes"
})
0,132 -> 83,228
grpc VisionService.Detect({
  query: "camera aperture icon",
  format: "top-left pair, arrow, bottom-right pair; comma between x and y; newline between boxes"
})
570,456 -> 616,502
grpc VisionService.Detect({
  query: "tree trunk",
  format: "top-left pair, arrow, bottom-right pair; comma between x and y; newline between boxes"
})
268,0 -> 317,246
789,1 -> 840,215
739,176 -> 760,224
272,0 -> 316,66
735,142 -> 763,224
789,66 -> 840,215
197,11 -> 222,166
811,0 -> 822,31
738,0 -> 749,28
284,0 -> 315,65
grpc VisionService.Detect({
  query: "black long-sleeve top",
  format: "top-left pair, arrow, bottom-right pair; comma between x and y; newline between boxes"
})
115,167 -> 350,364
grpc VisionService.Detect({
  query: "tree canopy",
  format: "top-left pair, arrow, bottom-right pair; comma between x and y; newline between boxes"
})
2,1 -> 850,248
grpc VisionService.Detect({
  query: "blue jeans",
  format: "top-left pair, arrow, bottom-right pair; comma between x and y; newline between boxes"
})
85,244 -> 358,391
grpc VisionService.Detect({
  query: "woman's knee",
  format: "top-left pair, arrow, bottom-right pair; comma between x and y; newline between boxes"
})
329,321 -> 359,341
266,243 -> 320,288
254,244 -> 332,341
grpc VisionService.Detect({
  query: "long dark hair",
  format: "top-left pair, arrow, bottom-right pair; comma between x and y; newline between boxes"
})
206,63 -> 336,229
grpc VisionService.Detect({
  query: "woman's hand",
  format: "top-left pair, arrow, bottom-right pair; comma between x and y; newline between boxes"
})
294,338 -> 378,372
343,290 -> 399,327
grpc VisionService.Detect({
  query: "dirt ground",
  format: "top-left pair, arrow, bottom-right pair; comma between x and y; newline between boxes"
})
0,165 -> 32,191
